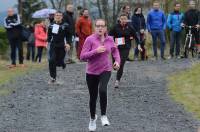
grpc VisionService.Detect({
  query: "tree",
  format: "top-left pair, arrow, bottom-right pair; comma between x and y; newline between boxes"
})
21,0 -> 47,24
49,0 -> 72,11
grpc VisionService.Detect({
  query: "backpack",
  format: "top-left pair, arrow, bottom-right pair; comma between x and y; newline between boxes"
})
28,33 -> 35,44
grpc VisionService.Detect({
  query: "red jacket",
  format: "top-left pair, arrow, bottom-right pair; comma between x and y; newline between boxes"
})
34,24 -> 47,47
75,16 -> 92,37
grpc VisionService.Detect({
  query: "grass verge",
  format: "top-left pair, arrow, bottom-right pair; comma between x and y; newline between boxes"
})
168,63 -> 200,119
0,60 -> 46,96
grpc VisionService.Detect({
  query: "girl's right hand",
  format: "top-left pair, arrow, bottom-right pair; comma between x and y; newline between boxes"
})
96,46 -> 106,53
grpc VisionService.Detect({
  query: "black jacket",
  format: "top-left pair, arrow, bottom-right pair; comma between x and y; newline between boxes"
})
48,21 -> 72,48
109,24 -> 140,49
131,14 -> 146,32
63,11 -> 75,36
184,9 -> 200,26
4,14 -> 22,39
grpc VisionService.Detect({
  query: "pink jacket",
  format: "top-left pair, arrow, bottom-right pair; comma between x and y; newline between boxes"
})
80,33 -> 120,75
34,24 -> 47,47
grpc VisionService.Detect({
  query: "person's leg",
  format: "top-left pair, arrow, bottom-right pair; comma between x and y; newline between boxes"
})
176,32 -> 181,57
193,30 -> 200,54
134,46 -> 139,60
170,31 -> 175,57
56,47 -> 66,69
86,74 -> 99,119
32,45 -> 35,62
16,38 -> 23,64
77,36 -> 84,60
49,46 -> 57,79
99,71 -> 111,116
159,30 -> 166,58
140,42 -> 146,60
35,47 -> 39,62
26,44 -> 30,60
116,49 -> 129,81
38,47 -> 43,63
9,39 -> 16,65
151,30 -> 158,57
68,42 -> 74,61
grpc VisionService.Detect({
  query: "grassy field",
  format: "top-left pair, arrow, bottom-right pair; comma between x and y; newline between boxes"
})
168,63 -> 200,119
0,60 -> 46,96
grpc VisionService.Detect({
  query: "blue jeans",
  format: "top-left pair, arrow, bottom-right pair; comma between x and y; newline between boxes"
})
151,30 -> 166,58
170,31 -> 181,56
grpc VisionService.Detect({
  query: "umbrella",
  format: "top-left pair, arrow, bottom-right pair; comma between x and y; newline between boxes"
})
32,8 -> 57,18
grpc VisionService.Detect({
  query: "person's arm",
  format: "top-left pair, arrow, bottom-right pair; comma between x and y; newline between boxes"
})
9,14 -> 21,26
4,17 -> 12,29
131,15 -> 137,31
80,37 -> 99,61
142,15 -> 146,30
64,24 -> 72,46
111,39 -> 120,64
167,13 -> 172,30
147,12 -> 151,32
130,25 -> 140,45
47,26 -> 52,43
162,12 -> 167,30
75,19 -> 81,37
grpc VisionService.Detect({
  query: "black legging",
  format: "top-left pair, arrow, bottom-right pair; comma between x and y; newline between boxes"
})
35,47 -> 44,62
117,48 -> 130,81
86,71 -> 111,119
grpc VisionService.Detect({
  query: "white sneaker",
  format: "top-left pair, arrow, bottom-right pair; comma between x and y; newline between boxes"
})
114,80 -> 119,88
176,56 -> 181,59
48,78 -> 56,84
101,115 -> 110,126
167,56 -> 172,59
89,115 -> 97,131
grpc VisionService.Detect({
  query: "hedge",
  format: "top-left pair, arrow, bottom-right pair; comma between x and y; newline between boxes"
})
0,27 -> 9,57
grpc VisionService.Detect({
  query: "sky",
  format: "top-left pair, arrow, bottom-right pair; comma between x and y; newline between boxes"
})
0,0 -> 17,12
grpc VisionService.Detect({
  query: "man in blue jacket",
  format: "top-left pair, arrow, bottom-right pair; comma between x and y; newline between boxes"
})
147,1 -> 166,60
167,2 -> 184,59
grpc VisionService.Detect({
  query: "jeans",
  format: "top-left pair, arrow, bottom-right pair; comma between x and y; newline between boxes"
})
170,31 -> 181,56
151,30 -> 166,58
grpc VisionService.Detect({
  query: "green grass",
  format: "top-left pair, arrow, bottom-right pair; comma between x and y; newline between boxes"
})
168,63 -> 200,119
0,60 -> 47,96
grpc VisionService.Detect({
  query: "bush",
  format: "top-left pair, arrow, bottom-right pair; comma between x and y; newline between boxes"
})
0,27 -> 9,58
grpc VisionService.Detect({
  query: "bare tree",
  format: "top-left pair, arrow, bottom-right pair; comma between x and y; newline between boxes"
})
49,0 -> 72,10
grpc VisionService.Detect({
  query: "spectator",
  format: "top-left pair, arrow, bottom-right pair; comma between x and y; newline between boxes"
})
167,2 -> 184,59
34,20 -> 47,63
147,1 -> 167,60
182,0 -> 200,58
26,25 -> 35,62
4,8 -> 24,68
132,7 -> 147,60
75,8 -> 92,60
63,4 -> 76,64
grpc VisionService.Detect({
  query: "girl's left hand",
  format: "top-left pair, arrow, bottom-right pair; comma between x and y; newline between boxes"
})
113,61 -> 120,70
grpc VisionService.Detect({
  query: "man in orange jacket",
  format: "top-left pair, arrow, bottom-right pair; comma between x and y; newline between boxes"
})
75,8 -> 92,60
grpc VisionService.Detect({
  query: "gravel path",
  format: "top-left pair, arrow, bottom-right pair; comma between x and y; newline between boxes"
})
0,59 -> 199,132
